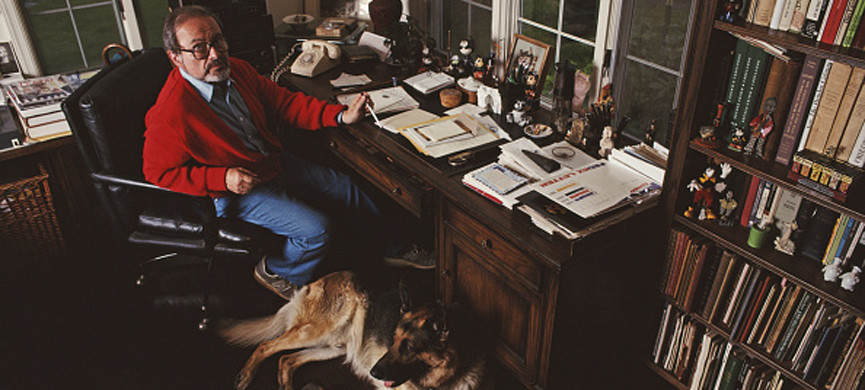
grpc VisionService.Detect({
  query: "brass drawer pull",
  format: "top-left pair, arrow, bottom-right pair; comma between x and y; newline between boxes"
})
328,140 -> 338,150
479,239 -> 492,249
391,187 -> 402,196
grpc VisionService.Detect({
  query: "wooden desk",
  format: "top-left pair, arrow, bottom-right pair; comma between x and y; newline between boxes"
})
280,64 -> 663,389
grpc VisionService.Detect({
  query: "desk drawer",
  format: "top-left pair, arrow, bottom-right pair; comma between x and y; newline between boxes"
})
325,131 -> 427,218
442,202 -> 542,292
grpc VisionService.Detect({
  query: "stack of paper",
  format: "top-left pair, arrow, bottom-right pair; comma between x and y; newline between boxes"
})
336,86 -> 419,115
398,112 -> 500,158
403,71 -> 454,94
461,163 -> 533,209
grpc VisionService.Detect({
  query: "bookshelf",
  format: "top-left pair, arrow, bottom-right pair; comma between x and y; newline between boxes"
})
652,1 -> 865,389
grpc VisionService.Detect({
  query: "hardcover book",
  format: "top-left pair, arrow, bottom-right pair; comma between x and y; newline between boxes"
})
802,0 -> 832,39
761,55 -> 804,160
823,66 -> 865,159
835,76 -> 865,161
797,59 -> 834,152
804,62 -> 853,154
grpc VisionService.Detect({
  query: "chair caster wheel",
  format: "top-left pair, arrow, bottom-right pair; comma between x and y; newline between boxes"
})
198,317 -> 210,331
136,274 -> 146,286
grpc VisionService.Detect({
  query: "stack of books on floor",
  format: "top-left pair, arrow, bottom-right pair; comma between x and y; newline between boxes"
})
462,137 -> 662,239
3,74 -> 75,142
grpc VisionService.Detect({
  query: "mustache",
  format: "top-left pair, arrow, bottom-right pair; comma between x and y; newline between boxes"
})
207,58 -> 228,71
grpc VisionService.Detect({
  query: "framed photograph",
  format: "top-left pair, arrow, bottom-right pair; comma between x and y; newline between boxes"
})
505,34 -> 551,101
0,42 -> 20,75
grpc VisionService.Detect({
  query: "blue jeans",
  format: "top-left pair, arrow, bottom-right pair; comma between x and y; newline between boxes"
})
212,152 -> 393,285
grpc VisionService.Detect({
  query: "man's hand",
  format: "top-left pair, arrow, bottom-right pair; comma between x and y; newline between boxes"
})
225,167 -> 260,195
340,92 -> 372,125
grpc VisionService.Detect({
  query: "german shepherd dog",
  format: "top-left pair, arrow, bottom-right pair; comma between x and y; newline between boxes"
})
219,271 -> 488,390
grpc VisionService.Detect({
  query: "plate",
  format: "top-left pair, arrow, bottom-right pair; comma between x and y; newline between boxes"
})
524,123 -> 552,138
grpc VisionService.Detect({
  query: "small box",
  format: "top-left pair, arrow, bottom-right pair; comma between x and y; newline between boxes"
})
316,17 -> 357,38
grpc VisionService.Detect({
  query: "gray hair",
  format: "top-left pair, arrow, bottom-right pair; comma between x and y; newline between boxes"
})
162,5 -> 221,52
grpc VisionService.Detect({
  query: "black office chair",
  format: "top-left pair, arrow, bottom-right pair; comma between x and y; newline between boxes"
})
62,48 -> 271,330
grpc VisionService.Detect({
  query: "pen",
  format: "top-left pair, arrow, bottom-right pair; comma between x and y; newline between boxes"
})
366,101 -> 382,128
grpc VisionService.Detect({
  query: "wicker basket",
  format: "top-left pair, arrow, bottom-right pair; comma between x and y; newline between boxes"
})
0,165 -> 65,260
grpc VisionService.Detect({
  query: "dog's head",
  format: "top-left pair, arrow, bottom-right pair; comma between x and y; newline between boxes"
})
370,284 -> 457,388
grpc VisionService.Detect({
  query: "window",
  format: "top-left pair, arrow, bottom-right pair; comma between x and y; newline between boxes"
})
19,0 -> 125,75
437,0 -> 494,61
613,0 -> 695,146
518,0 -> 600,97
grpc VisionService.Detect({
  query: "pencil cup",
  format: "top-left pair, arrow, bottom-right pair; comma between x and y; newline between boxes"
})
747,224 -> 770,249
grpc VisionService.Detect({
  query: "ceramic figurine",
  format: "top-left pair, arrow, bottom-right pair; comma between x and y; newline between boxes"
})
644,120 -> 657,145
744,97 -> 777,158
720,0 -> 741,23
684,162 -> 731,220
694,125 -> 720,149
599,126 -> 615,158
473,56 -> 486,81
506,100 -> 531,127
727,127 -> 747,152
840,266 -> 861,291
773,220 -> 797,255
823,257 -> 844,282
718,190 -> 738,226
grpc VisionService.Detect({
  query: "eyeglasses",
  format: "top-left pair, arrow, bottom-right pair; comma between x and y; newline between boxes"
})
176,36 -> 228,60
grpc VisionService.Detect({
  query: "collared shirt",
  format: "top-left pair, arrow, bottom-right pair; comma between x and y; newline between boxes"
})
179,67 -> 270,155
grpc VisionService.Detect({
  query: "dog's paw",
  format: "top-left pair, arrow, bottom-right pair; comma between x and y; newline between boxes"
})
234,371 -> 253,390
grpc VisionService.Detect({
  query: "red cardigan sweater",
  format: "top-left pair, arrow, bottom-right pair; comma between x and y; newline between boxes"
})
143,58 -> 345,197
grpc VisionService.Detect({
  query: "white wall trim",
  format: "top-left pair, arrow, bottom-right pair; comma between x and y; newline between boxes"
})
491,0 -> 518,81
0,1 -> 41,76
121,0 -> 143,51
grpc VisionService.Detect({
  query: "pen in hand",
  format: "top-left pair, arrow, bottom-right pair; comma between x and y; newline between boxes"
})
365,101 -> 382,128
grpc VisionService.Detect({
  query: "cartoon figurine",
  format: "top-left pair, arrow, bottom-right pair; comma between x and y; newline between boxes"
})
718,190 -> 738,226
458,39 -> 474,73
823,257 -> 844,282
744,97 -> 777,158
694,125 -> 721,149
720,0 -> 741,23
599,126 -> 615,158
774,220 -> 797,255
506,99 -> 532,127
727,127 -> 747,152
684,162 -> 732,220
473,56 -> 486,81
524,73 -> 538,105
841,266 -> 862,291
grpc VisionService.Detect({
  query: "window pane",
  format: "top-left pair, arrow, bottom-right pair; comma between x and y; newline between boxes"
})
443,0 -> 468,55
559,37 -> 593,76
618,59 -> 678,146
26,13 -> 82,74
627,0 -> 691,70
22,0 -> 67,13
476,0 -> 491,7
521,0 -> 558,29
562,0 -> 597,40
136,0 -> 170,48
76,6 -> 122,68
518,23 -> 555,95
471,7 -> 492,58
69,0 -> 110,6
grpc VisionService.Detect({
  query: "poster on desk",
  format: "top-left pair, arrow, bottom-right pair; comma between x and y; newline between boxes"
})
530,160 -> 660,218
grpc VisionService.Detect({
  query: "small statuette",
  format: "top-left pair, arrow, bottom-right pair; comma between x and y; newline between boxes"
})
840,266 -> 861,292
822,257 -> 843,282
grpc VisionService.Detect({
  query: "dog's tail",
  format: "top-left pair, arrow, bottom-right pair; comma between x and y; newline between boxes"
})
217,304 -> 296,347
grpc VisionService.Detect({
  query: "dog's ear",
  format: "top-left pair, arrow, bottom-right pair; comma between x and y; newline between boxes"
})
399,279 -> 412,314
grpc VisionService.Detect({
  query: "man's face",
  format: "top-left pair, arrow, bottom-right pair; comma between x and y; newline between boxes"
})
169,16 -> 230,82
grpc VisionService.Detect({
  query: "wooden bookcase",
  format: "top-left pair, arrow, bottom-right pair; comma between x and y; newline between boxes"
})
652,1 -> 865,389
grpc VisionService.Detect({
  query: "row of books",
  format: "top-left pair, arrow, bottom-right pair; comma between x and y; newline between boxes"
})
653,305 -> 790,389
718,36 -> 865,171
655,301 -> 865,390
742,0 -> 865,49
657,253 -> 865,389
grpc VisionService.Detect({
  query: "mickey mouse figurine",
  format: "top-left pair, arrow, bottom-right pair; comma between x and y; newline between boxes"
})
684,162 -> 732,220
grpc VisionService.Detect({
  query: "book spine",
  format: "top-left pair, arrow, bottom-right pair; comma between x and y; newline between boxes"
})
825,66 -> 865,158
843,0 -> 865,46
731,42 -> 756,134
802,0 -> 831,39
836,72 -> 865,161
790,0 -> 815,33
726,40 -> 749,126
740,176 -> 762,227
756,0 -> 782,26
834,0 -> 860,45
799,60 -> 835,153
819,0 -> 849,44
776,55 -> 823,164
772,0 -> 791,28
806,62 -> 853,154
849,121 -> 865,167
741,45 -> 771,131
852,7 -> 865,47
780,0 -> 803,30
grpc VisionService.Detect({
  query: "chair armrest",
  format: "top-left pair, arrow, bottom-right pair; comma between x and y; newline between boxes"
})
90,172 -> 219,246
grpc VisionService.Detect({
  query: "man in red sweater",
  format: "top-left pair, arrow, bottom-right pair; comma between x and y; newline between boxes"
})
143,6 -> 431,301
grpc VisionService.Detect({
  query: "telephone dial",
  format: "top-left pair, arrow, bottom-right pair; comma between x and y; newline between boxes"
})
271,40 -> 341,81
